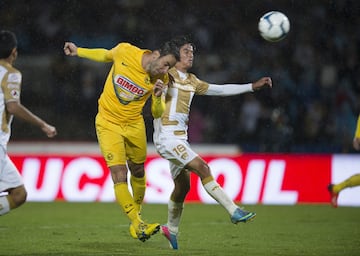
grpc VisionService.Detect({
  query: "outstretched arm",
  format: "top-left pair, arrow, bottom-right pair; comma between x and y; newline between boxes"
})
205,77 -> 272,96
64,42 -> 112,62
6,101 -> 57,138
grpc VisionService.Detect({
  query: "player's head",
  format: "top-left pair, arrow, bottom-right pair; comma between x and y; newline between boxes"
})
158,38 -> 182,62
0,30 -> 17,59
148,37 -> 183,77
171,35 -> 196,71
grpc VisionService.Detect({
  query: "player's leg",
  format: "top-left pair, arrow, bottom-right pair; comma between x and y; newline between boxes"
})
328,173 -> 360,207
126,120 -> 148,213
127,161 -> 159,241
111,164 -> 158,241
333,174 -> 360,192
96,117 -> 139,224
161,168 -> 190,249
128,161 -> 145,214
111,165 -> 142,226
168,169 -> 190,233
187,156 -> 256,223
0,154 -> 27,216
126,120 -> 160,241
95,115 -> 150,240
153,139 -> 194,249
0,186 -> 27,215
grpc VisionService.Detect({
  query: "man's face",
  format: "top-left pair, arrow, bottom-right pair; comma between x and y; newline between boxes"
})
178,43 -> 194,69
149,54 -> 177,76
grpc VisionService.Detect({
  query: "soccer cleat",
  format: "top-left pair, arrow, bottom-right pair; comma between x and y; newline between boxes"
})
161,225 -> 178,250
327,184 -> 338,208
129,222 -> 160,242
230,208 -> 256,224
129,223 -> 138,239
129,210 -> 143,239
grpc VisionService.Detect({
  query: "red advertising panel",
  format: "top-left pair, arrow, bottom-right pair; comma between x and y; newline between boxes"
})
9,153 -> 360,206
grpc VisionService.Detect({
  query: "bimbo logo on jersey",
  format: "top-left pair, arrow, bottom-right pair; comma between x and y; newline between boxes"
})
115,75 -> 145,96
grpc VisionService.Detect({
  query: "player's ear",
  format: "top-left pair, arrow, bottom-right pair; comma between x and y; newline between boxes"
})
11,47 -> 18,58
152,50 -> 160,59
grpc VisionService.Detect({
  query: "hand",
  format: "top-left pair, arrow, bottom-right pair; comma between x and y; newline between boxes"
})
153,79 -> 165,97
252,77 -> 272,90
353,137 -> 360,151
64,42 -> 78,56
41,123 -> 57,138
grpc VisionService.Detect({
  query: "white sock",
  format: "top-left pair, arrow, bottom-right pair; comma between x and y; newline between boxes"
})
0,196 -> 10,216
167,200 -> 183,234
203,180 -> 238,215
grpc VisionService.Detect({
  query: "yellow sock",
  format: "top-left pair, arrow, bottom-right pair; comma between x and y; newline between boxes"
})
130,175 -> 146,212
114,182 -> 142,226
333,174 -> 360,193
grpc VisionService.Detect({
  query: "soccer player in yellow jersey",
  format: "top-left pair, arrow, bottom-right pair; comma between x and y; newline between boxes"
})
152,36 -> 272,249
328,114 -> 360,207
0,30 -> 57,216
64,39 -> 181,242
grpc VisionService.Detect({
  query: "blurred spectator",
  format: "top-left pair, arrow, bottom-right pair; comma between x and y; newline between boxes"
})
259,108 -> 293,152
236,94 -> 263,142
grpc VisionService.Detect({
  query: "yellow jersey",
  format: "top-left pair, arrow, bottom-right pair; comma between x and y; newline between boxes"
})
78,43 -> 168,124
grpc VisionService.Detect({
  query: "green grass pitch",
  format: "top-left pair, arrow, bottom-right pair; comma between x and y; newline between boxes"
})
0,202 -> 359,256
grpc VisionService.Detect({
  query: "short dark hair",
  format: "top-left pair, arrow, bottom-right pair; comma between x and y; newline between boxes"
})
0,30 -> 17,58
158,35 -> 196,62
170,35 -> 196,52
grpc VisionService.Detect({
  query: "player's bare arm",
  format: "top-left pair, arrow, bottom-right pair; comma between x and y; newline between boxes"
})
63,42 -> 78,56
252,77 -> 272,90
6,101 -> 57,138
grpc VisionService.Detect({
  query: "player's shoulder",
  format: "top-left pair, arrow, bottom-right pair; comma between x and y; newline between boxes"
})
0,62 -> 21,82
0,61 -> 19,73
115,42 -> 148,58
188,72 -> 206,85
169,67 -> 178,77
116,42 -> 144,51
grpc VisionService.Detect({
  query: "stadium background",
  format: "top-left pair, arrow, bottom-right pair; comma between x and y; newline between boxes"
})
1,0 -> 360,153
2,0 -> 360,206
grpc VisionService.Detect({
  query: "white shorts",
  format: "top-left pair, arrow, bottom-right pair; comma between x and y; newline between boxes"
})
154,138 -> 198,179
0,148 -> 23,192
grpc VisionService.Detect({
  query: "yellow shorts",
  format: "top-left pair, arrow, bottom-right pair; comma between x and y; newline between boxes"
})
95,114 -> 147,166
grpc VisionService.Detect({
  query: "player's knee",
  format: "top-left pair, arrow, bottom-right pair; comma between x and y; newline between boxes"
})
128,162 -> 145,178
110,165 -> 129,183
198,163 -> 211,178
10,187 -> 27,208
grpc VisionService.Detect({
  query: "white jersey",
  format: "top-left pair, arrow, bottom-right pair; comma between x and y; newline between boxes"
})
153,67 -> 253,178
153,68 -> 209,143
153,67 -> 253,143
0,60 -> 22,150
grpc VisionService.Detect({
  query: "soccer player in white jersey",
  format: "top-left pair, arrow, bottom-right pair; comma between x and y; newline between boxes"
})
0,30 -> 57,216
153,36 -> 272,249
